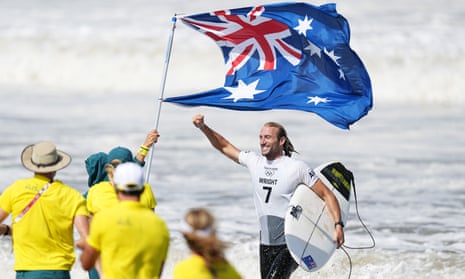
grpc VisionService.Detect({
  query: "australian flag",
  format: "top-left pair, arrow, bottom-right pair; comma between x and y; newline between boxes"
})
164,2 -> 373,129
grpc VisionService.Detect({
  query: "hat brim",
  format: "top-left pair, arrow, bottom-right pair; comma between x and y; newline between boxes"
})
21,144 -> 72,173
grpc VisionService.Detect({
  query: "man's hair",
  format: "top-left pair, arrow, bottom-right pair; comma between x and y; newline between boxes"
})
116,187 -> 145,197
264,122 -> 298,157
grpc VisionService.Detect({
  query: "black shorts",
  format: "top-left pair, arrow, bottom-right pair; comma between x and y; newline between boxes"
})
260,244 -> 299,279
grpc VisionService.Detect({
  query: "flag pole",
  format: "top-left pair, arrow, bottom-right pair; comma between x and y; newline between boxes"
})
144,15 -> 178,183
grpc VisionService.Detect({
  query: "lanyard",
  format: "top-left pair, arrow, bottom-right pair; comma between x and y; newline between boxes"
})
14,182 -> 51,223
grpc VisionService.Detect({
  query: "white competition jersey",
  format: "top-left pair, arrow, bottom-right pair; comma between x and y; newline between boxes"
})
239,151 -> 318,245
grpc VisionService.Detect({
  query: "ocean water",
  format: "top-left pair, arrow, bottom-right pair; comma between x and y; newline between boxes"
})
0,0 -> 464,278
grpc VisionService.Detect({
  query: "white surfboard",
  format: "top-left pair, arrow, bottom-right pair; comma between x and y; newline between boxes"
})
284,162 -> 353,272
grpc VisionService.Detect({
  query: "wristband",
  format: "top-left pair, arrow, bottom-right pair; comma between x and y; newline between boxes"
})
3,225 -> 9,236
138,145 -> 150,157
334,221 -> 344,228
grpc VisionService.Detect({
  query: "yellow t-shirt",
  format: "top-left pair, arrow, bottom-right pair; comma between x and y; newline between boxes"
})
86,181 -> 156,215
173,254 -> 242,279
0,174 -> 88,270
87,201 -> 169,279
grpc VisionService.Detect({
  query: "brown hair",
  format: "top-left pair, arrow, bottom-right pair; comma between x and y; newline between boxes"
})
264,122 -> 298,157
182,208 -> 229,268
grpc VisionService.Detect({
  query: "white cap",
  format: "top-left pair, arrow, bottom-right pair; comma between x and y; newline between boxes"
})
113,162 -> 144,192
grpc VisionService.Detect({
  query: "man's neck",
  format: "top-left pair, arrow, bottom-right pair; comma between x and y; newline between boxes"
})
117,192 -> 140,202
265,153 -> 283,161
35,172 -> 55,182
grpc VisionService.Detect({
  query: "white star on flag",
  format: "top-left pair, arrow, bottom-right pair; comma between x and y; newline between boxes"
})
338,69 -> 346,80
305,41 -> 321,58
294,15 -> 313,35
324,48 -> 341,66
164,3 -> 373,130
224,80 -> 265,102
307,96 -> 330,105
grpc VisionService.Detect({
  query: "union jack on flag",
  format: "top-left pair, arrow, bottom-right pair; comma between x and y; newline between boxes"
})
164,2 -> 373,129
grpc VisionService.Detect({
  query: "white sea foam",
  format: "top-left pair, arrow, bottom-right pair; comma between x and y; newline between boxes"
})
0,0 -> 463,104
0,0 -> 464,278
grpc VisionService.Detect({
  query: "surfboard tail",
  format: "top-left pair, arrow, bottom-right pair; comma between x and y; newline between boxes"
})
317,162 -> 353,201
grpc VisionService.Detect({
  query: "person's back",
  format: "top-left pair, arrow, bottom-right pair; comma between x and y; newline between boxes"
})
83,140 -> 159,279
0,141 -> 89,278
89,200 -> 169,278
1,175 -> 87,270
86,180 -> 156,214
81,162 -> 169,279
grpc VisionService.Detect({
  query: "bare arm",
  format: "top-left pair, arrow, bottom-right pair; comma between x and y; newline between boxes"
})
80,241 -> 100,271
192,114 -> 241,163
74,214 -> 89,251
76,215 -> 103,277
74,214 -> 89,241
0,208 -> 8,223
0,209 -> 11,236
76,213 -> 98,271
135,129 -> 160,164
311,179 -> 345,248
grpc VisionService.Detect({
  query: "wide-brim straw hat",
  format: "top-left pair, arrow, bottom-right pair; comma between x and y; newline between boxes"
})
21,141 -> 71,173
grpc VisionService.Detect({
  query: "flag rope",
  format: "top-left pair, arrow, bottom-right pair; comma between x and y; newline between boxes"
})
144,15 -> 178,183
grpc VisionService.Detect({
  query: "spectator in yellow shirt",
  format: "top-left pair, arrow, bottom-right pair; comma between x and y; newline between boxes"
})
84,129 -> 160,278
85,129 -> 160,215
0,141 -> 89,279
174,208 -> 242,279
80,162 -> 170,279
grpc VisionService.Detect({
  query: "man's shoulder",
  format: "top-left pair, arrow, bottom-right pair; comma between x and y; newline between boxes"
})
3,177 -> 29,190
239,150 -> 260,158
88,181 -> 112,193
53,180 -> 86,197
278,156 -> 313,174
12,176 -> 43,186
282,156 -> 307,164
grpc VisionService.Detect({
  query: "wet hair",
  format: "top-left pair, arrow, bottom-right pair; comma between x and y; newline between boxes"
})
264,122 -> 298,157
182,208 -> 229,268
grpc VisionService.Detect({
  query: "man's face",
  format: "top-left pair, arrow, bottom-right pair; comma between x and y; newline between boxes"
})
259,125 -> 283,159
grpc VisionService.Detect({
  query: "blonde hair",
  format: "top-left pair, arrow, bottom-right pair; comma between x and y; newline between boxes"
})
182,208 -> 229,268
105,163 -> 116,185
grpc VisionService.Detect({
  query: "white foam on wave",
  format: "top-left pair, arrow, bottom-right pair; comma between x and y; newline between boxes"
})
0,0 -> 463,105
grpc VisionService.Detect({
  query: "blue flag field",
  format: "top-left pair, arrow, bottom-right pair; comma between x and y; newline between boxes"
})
164,2 -> 373,129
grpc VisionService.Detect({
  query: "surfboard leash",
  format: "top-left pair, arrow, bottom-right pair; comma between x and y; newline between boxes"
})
340,246 -> 352,279
329,169 -> 375,279
343,178 -> 376,250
